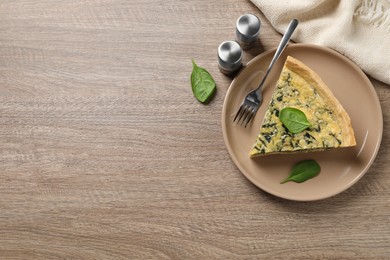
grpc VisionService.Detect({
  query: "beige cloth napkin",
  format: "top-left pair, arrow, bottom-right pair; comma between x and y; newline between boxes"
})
250,0 -> 390,84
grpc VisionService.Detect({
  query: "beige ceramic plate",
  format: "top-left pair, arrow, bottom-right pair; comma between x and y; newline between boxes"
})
222,44 -> 383,201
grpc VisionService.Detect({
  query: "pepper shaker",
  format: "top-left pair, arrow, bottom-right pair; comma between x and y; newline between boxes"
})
217,40 -> 243,75
236,14 -> 261,49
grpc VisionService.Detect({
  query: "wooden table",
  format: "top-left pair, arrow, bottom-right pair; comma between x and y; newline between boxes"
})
0,0 -> 389,258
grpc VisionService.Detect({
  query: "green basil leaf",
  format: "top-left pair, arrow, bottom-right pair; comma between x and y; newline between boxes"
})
191,60 -> 216,104
279,107 -> 311,134
281,159 -> 321,184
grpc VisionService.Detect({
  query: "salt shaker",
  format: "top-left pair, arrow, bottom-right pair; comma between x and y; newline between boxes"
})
236,14 -> 261,48
217,40 -> 243,75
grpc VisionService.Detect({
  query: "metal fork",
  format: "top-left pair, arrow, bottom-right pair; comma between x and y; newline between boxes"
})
233,19 -> 299,127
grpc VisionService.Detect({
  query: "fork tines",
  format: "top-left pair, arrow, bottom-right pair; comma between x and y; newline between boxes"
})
233,103 -> 256,127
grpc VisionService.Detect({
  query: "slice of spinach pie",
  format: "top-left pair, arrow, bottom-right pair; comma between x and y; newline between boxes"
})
250,56 -> 356,157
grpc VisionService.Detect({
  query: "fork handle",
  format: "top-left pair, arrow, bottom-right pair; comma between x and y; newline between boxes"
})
256,19 -> 299,94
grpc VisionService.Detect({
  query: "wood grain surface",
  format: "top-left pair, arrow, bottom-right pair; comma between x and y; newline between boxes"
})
0,0 -> 389,259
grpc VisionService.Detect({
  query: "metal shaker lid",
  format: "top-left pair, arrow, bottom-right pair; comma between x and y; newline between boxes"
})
236,14 -> 261,43
217,41 -> 242,72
